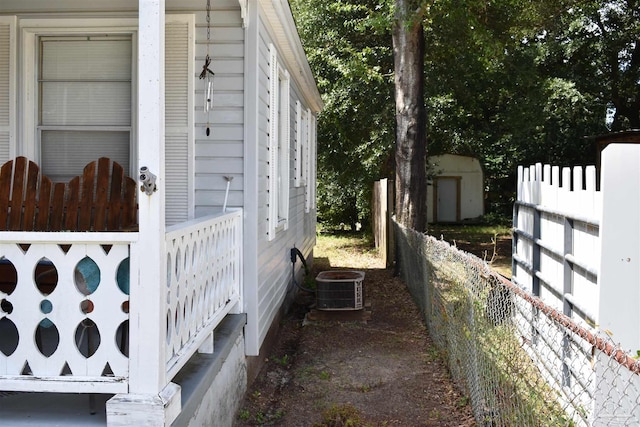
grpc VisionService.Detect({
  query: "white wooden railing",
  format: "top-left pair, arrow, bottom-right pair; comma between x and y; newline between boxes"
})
0,209 -> 243,394
164,210 -> 243,380
0,232 -> 134,393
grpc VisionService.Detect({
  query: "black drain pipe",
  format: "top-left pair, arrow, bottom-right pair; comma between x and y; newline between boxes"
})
290,247 -> 314,293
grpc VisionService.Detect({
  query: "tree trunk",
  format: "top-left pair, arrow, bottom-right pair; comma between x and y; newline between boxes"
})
392,0 -> 427,232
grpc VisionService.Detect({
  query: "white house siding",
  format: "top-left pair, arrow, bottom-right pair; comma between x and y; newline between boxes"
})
191,1 -> 246,216
247,10 -> 318,355
0,0 -> 321,360
0,0 -> 247,221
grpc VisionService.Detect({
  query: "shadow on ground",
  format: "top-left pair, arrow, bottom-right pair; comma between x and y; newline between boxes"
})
234,258 -> 476,427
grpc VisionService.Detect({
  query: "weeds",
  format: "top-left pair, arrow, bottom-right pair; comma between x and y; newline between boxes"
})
312,404 -> 372,427
238,409 -> 250,420
272,354 -> 290,367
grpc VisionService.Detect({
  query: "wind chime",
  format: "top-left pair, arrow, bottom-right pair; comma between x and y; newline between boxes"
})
200,0 -> 215,136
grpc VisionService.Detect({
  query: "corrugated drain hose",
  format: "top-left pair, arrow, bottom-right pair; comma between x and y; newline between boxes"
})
290,247 -> 314,293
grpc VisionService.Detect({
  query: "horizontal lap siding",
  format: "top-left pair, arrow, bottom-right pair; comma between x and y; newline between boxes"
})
255,14 -> 316,348
193,2 -> 245,216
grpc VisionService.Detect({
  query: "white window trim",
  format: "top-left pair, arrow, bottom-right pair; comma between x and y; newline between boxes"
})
268,43 -> 290,240
310,113 -> 317,211
304,108 -> 311,189
303,108 -> 312,212
294,101 -> 302,187
20,18 -> 138,175
295,102 -> 310,191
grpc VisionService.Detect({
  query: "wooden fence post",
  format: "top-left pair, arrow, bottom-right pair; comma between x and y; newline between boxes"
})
372,179 -> 394,268
386,180 -> 394,268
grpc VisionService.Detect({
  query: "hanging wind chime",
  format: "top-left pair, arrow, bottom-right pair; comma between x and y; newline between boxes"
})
200,0 -> 215,136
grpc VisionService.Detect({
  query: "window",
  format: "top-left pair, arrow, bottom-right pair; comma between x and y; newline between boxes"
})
268,44 -> 290,240
295,101 -> 308,188
307,113 -> 317,212
295,101 -> 315,213
38,35 -> 133,182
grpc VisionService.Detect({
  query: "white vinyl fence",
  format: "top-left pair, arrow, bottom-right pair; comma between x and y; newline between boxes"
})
511,142 -> 640,425
513,163 -> 601,331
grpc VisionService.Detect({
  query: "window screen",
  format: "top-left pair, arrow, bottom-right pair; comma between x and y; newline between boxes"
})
39,35 -> 132,182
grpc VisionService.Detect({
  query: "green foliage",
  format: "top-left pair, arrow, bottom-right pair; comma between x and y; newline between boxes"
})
422,0 -> 611,217
293,0 -> 632,228
312,404 -> 371,427
238,409 -> 250,421
272,354 -> 290,367
291,0 -> 395,231
541,0 -> 640,130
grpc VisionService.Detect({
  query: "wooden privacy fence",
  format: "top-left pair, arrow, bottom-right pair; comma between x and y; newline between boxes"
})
372,179 -> 394,267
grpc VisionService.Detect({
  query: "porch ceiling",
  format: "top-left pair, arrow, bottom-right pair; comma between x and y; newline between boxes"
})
0,0 -> 240,13
0,0 -> 137,13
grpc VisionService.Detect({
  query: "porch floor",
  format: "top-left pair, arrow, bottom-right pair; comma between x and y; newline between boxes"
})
0,392 -> 110,426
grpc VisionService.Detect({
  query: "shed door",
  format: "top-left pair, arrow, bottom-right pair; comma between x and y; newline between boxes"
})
436,177 -> 459,222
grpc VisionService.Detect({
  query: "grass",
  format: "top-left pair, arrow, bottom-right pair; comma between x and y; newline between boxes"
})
428,223 -> 513,277
314,231 -> 384,270
435,262 -> 577,426
316,224 -> 512,277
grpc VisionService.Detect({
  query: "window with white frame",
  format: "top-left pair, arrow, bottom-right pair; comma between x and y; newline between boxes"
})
308,113 -> 317,211
295,102 -> 310,190
268,43 -> 290,239
38,35 -> 133,182
294,102 -> 302,187
295,102 -> 315,213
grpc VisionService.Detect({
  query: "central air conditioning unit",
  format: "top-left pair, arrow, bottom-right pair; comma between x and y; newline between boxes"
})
315,270 -> 365,311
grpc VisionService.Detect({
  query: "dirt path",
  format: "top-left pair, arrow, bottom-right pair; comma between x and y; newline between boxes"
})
235,239 -> 475,427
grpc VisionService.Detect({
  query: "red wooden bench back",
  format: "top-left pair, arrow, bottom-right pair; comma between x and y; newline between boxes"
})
0,157 -> 137,232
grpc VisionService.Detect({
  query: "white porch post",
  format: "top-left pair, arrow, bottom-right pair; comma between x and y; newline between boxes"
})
131,0 -> 167,395
107,0 -> 180,425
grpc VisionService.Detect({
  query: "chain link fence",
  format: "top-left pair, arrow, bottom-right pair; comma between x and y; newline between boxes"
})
393,220 -> 640,426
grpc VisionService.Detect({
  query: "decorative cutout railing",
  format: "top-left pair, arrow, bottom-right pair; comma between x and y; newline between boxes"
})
0,210 -> 243,394
0,232 -> 134,393
164,210 -> 242,379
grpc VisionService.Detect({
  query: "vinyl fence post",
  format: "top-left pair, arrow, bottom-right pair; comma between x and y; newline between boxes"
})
595,142 -> 640,422
598,143 -> 640,353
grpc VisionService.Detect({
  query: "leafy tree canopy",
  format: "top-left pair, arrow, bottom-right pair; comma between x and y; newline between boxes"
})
291,0 -> 396,230
292,0 -> 636,227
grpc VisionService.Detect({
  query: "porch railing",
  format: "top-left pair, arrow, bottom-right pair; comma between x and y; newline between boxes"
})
0,209 -> 243,394
164,209 -> 243,380
0,232 -> 134,393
